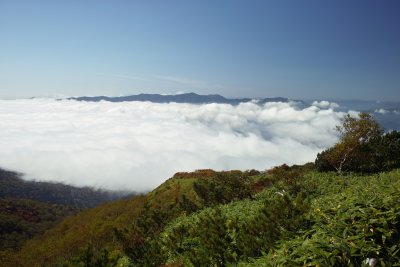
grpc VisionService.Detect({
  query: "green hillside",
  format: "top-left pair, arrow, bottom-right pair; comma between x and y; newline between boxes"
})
2,166 -> 399,267
163,170 -> 400,266
1,168 -> 272,267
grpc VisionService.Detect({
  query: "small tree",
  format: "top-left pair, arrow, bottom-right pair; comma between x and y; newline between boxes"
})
336,112 -> 382,145
316,112 -> 383,174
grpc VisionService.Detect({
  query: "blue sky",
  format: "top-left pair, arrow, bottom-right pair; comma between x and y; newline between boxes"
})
0,0 -> 399,100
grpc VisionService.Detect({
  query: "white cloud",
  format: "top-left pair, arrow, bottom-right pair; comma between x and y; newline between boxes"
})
375,108 -> 388,114
0,99 -> 344,191
312,100 -> 339,109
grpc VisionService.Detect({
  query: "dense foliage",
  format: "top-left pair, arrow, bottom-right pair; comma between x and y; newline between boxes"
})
0,198 -> 76,251
243,171 -> 400,266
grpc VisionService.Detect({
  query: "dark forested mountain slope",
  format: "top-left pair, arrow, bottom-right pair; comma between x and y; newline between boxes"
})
0,168 -> 136,255
0,198 -> 76,251
0,168 -> 135,209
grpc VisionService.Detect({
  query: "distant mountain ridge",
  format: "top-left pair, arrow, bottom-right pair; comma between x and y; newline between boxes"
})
67,93 -> 400,131
69,92 -> 290,105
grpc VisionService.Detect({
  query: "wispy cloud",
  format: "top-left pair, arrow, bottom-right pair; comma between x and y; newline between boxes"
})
155,75 -> 227,91
94,72 -> 148,81
155,75 -> 208,87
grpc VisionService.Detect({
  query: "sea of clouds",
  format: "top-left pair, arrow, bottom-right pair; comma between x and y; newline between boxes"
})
0,99 -> 345,191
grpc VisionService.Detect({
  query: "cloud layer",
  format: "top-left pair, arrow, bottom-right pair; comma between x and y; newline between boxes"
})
0,99 -> 343,191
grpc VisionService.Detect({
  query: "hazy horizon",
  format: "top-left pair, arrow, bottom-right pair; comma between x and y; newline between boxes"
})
2,92 -> 400,104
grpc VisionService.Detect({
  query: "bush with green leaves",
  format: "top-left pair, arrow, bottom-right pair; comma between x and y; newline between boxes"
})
242,171 -> 400,266
161,183 -> 310,266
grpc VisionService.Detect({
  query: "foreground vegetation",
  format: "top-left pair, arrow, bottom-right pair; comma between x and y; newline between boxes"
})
1,167 -> 399,267
243,171 -> 400,266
